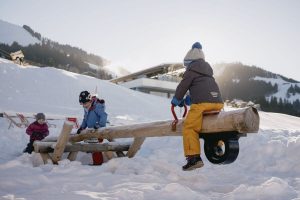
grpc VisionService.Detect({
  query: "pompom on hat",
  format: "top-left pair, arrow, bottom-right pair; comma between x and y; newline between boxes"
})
192,42 -> 202,49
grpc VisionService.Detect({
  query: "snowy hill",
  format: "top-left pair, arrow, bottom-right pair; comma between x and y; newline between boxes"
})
213,63 -> 300,102
0,58 -> 171,122
0,20 -> 111,79
0,19 -> 40,46
213,63 -> 300,116
0,59 -> 300,199
253,76 -> 300,103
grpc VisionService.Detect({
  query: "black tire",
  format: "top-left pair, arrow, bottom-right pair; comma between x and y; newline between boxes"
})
204,137 -> 239,164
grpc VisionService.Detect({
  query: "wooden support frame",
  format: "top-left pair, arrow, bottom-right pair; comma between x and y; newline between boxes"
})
67,152 -> 78,161
40,153 -> 52,164
34,107 -> 260,165
34,141 -> 132,153
127,137 -> 146,158
52,121 -> 73,164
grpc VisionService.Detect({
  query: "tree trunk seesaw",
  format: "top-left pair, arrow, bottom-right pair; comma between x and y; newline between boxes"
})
34,107 -> 259,165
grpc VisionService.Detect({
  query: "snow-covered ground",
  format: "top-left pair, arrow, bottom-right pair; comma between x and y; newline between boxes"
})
0,58 -> 300,200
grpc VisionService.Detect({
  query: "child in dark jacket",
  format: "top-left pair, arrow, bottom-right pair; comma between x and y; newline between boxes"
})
23,113 -> 49,154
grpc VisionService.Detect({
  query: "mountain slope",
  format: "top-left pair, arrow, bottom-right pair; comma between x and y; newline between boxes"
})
0,20 -> 111,79
213,62 -> 300,116
0,19 -> 40,46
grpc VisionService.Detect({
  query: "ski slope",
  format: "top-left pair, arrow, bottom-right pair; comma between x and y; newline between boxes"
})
0,58 -> 300,200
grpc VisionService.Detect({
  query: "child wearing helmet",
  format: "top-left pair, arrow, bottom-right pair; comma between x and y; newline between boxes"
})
77,90 -> 108,165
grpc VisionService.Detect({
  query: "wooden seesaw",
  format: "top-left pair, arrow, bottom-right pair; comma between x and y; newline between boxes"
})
33,107 -> 260,165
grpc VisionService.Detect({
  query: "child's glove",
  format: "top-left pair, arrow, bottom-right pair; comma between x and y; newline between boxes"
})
94,122 -> 100,129
171,97 -> 184,107
77,127 -> 84,134
185,95 -> 191,106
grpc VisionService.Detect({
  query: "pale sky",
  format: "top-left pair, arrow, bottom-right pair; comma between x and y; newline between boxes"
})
1,0 -> 300,81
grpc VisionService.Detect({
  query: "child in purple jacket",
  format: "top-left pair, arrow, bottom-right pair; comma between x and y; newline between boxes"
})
23,113 -> 49,154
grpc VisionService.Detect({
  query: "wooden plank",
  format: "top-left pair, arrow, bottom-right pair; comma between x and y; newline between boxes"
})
69,107 -> 260,143
103,151 -> 115,160
34,141 -> 132,153
41,136 -> 58,142
52,121 -> 73,164
126,137 -> 146,158
34,141 -> 54,153
67,152 -> 78,161
107,138 -> 125,158
40,153 -> 52,164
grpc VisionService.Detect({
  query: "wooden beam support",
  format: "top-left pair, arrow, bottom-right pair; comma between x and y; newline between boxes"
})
52,121 -> 73,164
126,137 -> 146,158
40,153 -> 52,164
34,141 -> 132,153
67,152 -> 78,161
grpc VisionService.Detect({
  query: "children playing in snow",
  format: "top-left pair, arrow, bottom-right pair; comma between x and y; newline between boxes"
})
77,90 -> 108,165
23,113 -> 49,154
171,42 -> 224,171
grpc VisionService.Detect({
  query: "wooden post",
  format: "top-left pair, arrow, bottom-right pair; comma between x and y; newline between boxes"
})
127,137 -> 146,158
40,153 -> 52,164
107,138 -> 125,158
52,121 -> 73,164
67,152 -> 78,161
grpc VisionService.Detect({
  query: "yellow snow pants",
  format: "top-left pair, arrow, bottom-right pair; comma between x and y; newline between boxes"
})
183,103 -> 224,156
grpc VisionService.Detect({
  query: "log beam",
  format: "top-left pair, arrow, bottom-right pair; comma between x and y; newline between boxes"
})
34,141 -> 132,153
69,107 -> 260,143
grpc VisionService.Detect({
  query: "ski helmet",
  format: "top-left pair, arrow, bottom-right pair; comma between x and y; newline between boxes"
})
79,91 -> 91,104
